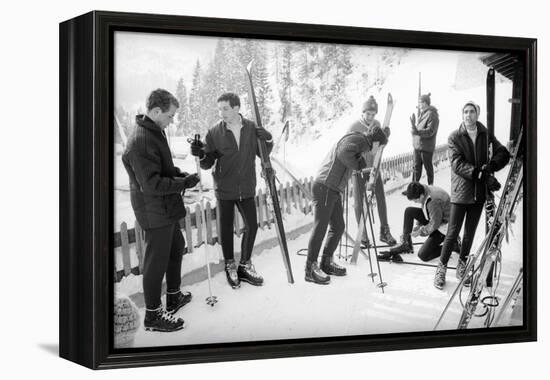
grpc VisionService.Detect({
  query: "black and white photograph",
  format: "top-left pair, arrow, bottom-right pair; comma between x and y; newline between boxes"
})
113,30 -> 525,348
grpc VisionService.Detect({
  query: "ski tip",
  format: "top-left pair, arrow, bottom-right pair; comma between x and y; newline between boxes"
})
246,60 -> 254,72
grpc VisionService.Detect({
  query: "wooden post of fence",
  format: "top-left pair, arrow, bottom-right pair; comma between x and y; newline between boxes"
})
287,182 -> 293,214
185,206 -> 193,253
134,220 -> 144,273
256,190 -> 265,229
264,190 -> 272,228
120,222 -> 131,276
205,201 -> 214,244
195,204 -> 203,246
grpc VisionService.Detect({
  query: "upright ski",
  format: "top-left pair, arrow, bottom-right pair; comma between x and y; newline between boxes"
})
485,69 -> 497,288
244,61 -> 295,284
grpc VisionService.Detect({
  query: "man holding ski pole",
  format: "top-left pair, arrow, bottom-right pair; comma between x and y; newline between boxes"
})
190,92 -> 273,289
122,89 -> 200,332
348,96 -> 397,248
305,126 -> 388,285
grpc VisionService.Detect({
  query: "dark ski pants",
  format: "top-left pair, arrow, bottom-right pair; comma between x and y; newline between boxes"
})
403,206 -> 445,262
142,222 -> 185,310
353,171 -> 389,239
307,182 -> 345,263
218,197 -> 258,263
413,149 -> 435,185
440,203 -> 484,265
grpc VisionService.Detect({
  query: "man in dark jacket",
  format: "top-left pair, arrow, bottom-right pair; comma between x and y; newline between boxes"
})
190,93 -> 273,289
122,89 -> 200,332
305,127 -> 388,285
410,93 -> 439,185
433,101 -> 510,289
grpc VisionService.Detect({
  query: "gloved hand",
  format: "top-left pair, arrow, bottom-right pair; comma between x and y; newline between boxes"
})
256,127 -> 272,141
409,113 -> 416,128
482,161 -> 498,173
367,126 -> 388,146
473,166 -> 491,182
190,139 -> 205,158
383,126 -> 391,138
486,175 -> 501,192
182,173 -> 200,189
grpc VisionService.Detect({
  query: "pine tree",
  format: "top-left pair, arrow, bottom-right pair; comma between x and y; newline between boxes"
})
189,60 -> 206,135
175,78 -> 191,136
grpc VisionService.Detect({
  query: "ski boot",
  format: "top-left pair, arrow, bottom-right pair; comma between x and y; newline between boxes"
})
237,261 -> 264,286
434,261 -> 447,290
389,233 -> 414,254
455,258 -> 471,287
305,261 -> 330,285
379,224 -> 397,246
166,289 -> 193,315
144,307 -> 184,332
225,259 -> 241,289
320,255 -> 347,276
377,251 -> 404,263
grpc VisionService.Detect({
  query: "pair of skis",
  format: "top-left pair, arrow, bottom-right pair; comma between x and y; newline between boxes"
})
245,62 -> 295,284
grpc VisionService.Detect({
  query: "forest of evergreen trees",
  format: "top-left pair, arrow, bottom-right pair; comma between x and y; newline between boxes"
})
115,38 -> 407,144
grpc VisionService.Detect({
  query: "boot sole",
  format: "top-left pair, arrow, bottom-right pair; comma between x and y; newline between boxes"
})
144,324 -> 185,332
321,270 -> 346,277
239,277 -> 264,286
305,277 -> 331,285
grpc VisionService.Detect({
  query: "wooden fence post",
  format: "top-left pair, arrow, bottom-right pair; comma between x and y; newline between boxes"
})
134,220 -> 144,273
120,222 -> 131,276
185,206 -> 193,253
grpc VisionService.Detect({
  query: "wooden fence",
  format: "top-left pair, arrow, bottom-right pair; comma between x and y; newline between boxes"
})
114,144 -> 449,282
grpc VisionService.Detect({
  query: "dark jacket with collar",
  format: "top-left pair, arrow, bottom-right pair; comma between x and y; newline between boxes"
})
448,121 -> 510,204
412,105 -> 439,152
200,116 -> 273,201
315,132 -> 372,193
122,115 -> 189,229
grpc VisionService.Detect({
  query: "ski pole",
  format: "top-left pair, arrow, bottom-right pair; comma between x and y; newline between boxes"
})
363,186 -> 387,292
188,134 -> 218,307
357,173 -> 377,282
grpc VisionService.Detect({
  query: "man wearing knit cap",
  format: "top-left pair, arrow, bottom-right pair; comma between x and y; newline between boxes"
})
433,101 -> 510,289
348,95 -> 397,247
410,93 -> 439,185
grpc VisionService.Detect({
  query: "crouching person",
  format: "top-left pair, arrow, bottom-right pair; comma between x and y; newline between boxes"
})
305,127 -> 388,285
379,182 -> 460,263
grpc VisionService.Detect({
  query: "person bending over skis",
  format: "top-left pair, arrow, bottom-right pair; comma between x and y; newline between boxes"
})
305,127 -> 388,285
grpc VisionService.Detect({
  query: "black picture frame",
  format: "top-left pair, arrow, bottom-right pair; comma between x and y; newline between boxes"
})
59,10 -> 537,369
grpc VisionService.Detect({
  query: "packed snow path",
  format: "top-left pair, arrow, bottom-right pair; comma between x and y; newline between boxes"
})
118,165 -> 522,348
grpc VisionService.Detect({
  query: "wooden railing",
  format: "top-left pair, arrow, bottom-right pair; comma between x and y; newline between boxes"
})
114,144 -> 449,282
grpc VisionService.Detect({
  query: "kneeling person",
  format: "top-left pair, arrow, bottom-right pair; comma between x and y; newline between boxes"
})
379,182 -> 459,263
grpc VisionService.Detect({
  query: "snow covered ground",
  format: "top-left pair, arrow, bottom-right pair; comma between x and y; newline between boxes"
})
115,164 -> 523,348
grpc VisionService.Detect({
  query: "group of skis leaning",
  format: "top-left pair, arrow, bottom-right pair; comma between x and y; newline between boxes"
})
121,86 -> 510,333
